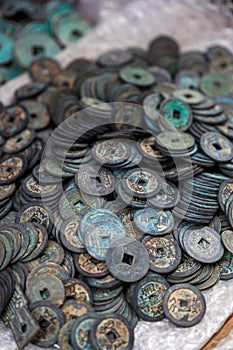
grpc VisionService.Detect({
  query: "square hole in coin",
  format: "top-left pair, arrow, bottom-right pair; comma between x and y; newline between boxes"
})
198,238 -> 210,249
178,299 -> 190,312
122,252 -> 135,265
106,330 -> 118,343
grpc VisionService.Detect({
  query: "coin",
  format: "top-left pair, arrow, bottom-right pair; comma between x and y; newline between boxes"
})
74,252 -> 109,278
26,273 -> 65,306
163,283 -> 206,327
106,237 -> 149,282
143,235 -> 182,273
122,168 -> 162,199
63,278 -> 93,305
29,301 -> 64,347
160,97 -> 193,131
0,155 -> 27,185
62,300 -> 93,322
90,314 -> 134,350
221,230 -> 233,253
218,251 -> 233,280
133,207 -> 175,235
58,319 -> 75,350
183,226 -> 224,263
71,312 -> 99,349
200,132 -> 233,162
132,272 -> 169,321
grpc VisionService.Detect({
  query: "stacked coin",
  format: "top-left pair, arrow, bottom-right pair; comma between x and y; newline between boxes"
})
0,35 -> 232,349
0,0 -> 91,84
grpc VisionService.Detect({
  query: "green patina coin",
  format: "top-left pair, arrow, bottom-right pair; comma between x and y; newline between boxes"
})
201,72 -> 232,97
119,67 -> 155,87
160,97 -> 193,131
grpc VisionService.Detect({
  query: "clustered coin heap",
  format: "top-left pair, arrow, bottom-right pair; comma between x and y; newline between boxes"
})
0,35 -> 232,350
0,0 -> 91,84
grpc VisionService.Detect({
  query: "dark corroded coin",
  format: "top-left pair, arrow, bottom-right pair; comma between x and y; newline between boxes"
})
218,251 -> 233,280
26,273 -> 65,306
74,252 -> 109,278
221,230 -> 233,253
160,97 -> 193,131
218,179 -> 233,212
60,215 -> 85,253
29,301 -> 65,347
132,273 -> 169,321
0,105 -> 28,137
76,164 -> 116,196
90,314 -> 134,350
97,49 -> 133,68
3,129 -> 35,154
163,283 -> 206,327
200,132 -> 233,162
143,235 -> 182,273
92,139 -> 131,165
183,227 -> 224,263
122,168 -> 162,199
133,207 -> 175,235
62,300 -> 93,323
148,181 -> 180,209
63,278 -> 93,305
58,319 -> 76,350
106,237 -> 149,282
16,203 -> 53,232
0,155 -> 27,184
168,253 -> 202,279
71,313 -> 100,350
29,57 -> 61,83
0,184 -> 16,202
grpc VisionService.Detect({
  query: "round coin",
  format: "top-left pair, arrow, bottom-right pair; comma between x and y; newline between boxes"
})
163,283 -> 206,327
133,207 -> 175,235
183,226 -> 224,263
90,314 -> 134,350
221,230 -> 233,253
143,235 -> 182,273
200,132 -> 233,162
106,237 -> 149,282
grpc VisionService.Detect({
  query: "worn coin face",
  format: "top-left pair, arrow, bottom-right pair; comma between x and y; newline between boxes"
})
74,252 -> 109,278
29,301 -> 65,347
29,57 -> 61,83
71,313 -> 100,350
76,164 -> 116,197
201,72 -> 232,97
26,273 -> 65,306
106,237 -> 149,282
84,219 -> 126,261
58,319 -> 76,350
133,207 -> 175,235
132,273 -> 169,321
60,215 -> 85,253
92,139 -> 131,165
160,97 -> 193,131
183,226 -> 224,263
119,66 -> 155,87
0,105 -> 28,137
62,300 -> 93,322
200,132 -> 233,162
16,203 -> 53,232
122,168 -> 162,198
63,278 -> 93,305
148,181 -> 180,209
143,235 -> 182,273
163,283 -> 206,327
156,131 -> 195,153
221,230 -> 233,253
218,251 -> 233,280
0,155 -> 27,185
90,314 -> 134,350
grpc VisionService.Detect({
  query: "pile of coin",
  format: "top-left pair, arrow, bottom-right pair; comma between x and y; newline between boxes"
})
0,35 -> 232,350
0,0 -> 91,84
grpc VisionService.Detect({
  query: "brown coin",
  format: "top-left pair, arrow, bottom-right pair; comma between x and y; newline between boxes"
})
0,105 -> 28,137
16,203 -> 53,232
74,252 -> 109,277
0,155 -> 27,184
3,129 -> 35,154
61,300 -> 93,322
63,278 -> 93,305
29,57 -> 61,83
